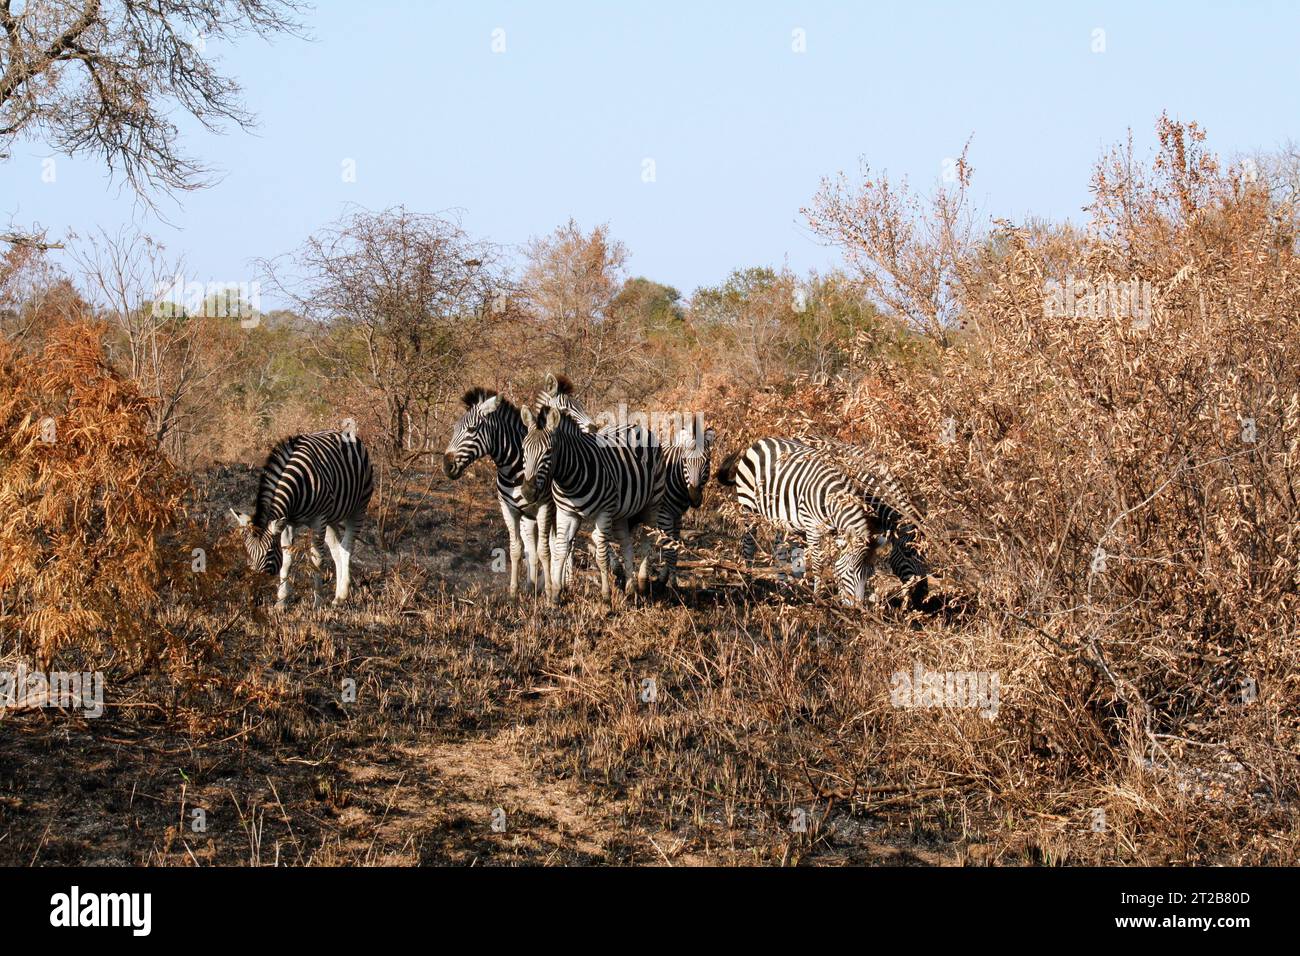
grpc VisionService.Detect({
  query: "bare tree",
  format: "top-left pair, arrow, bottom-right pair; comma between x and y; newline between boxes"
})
260,206 -> 502,545
1250,140 -> 1300,243
804,143 -> 978,347
0,0 -> 303,214
520,219 -> 645,397
261,206 -> 501,454
70,226 -> 247,457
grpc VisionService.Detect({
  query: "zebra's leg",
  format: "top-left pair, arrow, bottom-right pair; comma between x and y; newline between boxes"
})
333,516 -> 359,604
535,501 -> 554,596
591,514 -> 615,600
623,521 -> 645,599
740,519 -> 759,566
276,524 -> 295,610
549,509 -> 581,603
306,519 -> 326,609
520,514 -> 541,594
590,536 -> 621,584
499,498 -> 524,599
538,505 -> 553,596
635,501 -> 660,594
653,508 -> 675,585
633,525 -> 651,595
805,528 -> 825,593
324,523 -> 344,598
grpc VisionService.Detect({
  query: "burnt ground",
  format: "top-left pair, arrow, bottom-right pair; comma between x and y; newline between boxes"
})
0,462 -> 970,867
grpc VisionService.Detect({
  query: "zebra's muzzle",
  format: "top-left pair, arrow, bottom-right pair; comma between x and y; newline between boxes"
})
520,477 -> 543,504
443,454 -> 461,479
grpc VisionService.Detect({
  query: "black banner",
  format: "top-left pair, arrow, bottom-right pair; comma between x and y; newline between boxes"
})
0,866 -> 1277,943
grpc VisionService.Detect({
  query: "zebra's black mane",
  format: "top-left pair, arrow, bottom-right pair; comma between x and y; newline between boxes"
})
461,386 -> 520,422
551,374 -> 575,396
461,386 -> 498,409
253,434 -> 303,528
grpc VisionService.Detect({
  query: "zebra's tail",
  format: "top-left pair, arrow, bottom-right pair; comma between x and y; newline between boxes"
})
714,448 -> 744,487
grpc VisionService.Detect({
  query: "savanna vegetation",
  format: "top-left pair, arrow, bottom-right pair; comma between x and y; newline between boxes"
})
0,112 -> 1296,865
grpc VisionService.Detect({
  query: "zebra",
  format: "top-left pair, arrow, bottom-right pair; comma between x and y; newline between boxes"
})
520,373 -> 666,602
798,437 -> 930,608
443,387 -> 556,598
715,437 -> 883,603
232,429 -> 373,608
655,425 -> 717,587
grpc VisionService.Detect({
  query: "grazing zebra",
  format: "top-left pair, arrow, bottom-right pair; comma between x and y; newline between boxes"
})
232,430 -> 374,608
655,425 -> 717,586
800,438 -> 930,608
715,437 -> 883,603
521,374 -> 666,602
443,387 -> 555,598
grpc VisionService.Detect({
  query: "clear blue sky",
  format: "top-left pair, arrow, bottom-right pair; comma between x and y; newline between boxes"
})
7,0 -> 1300,303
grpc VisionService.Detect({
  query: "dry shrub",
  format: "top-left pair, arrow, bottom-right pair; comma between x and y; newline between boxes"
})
759,117 -> 1300,859
0,321 -> 235,674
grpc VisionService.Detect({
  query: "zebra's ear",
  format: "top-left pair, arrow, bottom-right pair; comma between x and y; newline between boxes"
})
543,372 -> 559,395
230,509 -> 252,527
267,518 -> 285,535
704,427 -> 717,449
520,406 -> 536,429
479,395 -> 500,414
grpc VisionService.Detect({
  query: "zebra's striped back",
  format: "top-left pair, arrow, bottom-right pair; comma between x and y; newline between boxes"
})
727,438 -> 874,537
235,430 -> 373,601
722,437 -> 881,602
254,431 -> 374,529
524,373 -> 666,523
531,412 -> 665,523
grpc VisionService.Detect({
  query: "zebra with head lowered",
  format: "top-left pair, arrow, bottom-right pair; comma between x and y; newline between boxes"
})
715,437 -> 883,604
232,429 -> 374,608
655,424 -> 717,587
520,373 -> 666,603
443,387 -> 555,598
799,437 -> 929,609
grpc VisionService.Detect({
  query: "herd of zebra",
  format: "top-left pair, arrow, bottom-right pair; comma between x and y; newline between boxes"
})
231,373 -> 929,610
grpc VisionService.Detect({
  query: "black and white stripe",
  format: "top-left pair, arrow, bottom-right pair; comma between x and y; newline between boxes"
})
800,438 -> 929,608
233,429 -> 374,607
521,374 -> 666,602
716,437 -> 881,603
443,387 -> 556,597
655,425 -> 716,586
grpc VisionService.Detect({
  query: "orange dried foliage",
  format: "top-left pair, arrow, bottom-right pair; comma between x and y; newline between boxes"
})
0,321 -> 232,671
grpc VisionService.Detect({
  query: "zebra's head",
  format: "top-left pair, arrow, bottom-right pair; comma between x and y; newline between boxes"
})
518,405 -> 554,505
444,387 -> 504,479
675,426 -> 716,508
537,373 -> 599,433
231,509 -> 285,575
832,533 -> 876,605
